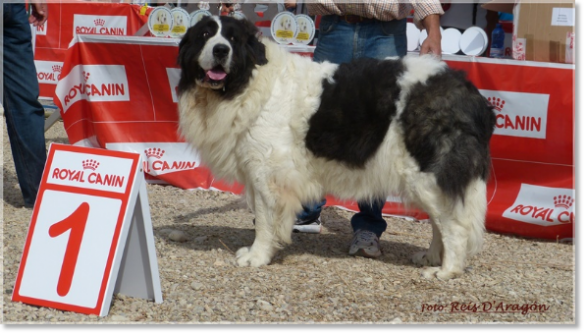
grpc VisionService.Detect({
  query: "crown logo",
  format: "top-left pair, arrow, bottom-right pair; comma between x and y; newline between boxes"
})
553,195 -> 574,209
513,38 -> 526,61
487,97 -> 505,112
82,159 -> 100,171
94,18 -> 106,26
52,65 -> 62,73
145,148 -> 165,159
82,71 -> 90,82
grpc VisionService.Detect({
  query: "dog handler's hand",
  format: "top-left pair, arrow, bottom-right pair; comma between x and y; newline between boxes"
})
29,0 -> 48,27
285,0 -> 298,9
420,14 -> 442,58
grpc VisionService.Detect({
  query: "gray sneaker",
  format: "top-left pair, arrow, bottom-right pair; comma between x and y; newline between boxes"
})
349,230 -> 382,258
293,216 -> 322,234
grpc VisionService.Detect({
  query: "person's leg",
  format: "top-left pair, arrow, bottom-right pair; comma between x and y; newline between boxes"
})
292,198 -> 326,233
362,18 -> 408,59
351,199 -> 387,237
312,15 -> 355,64
298,15 -> 356,226
348,19 -> 407,256
296,199 -> 326,224
348,198 -> 387,258
3,3 -> 47,207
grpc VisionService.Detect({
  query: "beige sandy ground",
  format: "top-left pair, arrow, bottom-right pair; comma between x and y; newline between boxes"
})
1,113 -> 575,324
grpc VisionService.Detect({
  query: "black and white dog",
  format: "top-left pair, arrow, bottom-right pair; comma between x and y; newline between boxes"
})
177,16 -> 496,280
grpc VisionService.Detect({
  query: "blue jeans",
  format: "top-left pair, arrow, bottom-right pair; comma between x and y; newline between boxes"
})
313,15 -> 407,63
3,3 -> 47,207
299,16 -> 407,237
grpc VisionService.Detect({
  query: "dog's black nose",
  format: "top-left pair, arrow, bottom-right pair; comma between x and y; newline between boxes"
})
213,44 -> 230,59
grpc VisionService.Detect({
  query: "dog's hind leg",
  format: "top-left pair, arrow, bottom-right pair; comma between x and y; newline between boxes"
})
421,215 -> 468,280
421,179 -> 487,280
412,218 -> 443,267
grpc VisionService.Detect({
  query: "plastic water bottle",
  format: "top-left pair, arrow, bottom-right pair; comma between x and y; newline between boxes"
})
490,23 -> 505,58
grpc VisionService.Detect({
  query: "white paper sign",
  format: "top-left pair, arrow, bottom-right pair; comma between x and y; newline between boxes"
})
551,8 -> 575,27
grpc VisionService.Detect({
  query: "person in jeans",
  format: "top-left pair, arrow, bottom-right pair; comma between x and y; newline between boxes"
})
3,1 -> 48,208
292,0 -> 443,258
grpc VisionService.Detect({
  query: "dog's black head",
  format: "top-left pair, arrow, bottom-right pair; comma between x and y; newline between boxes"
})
177,16 -> 268,99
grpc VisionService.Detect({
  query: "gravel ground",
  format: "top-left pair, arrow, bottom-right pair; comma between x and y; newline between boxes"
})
1,109 -> 575,324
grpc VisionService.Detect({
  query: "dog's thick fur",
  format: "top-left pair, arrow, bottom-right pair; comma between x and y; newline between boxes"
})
177,16 -> 496,280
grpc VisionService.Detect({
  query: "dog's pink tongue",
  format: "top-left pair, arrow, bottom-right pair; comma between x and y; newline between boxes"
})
207,69 -> 227,81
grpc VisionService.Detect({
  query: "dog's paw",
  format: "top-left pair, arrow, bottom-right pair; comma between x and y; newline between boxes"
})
421,267 -> 440,279
435,269 -> 461,281
421,267 -> 462,281
412,251 -> 441,267
236,246 -> 272,267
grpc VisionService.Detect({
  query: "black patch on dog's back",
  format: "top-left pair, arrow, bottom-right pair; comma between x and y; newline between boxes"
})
305,58 -> 404,168
400,69 -> 496,200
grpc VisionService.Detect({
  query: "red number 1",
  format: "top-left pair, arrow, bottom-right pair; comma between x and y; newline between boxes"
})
49,202 -> 90,297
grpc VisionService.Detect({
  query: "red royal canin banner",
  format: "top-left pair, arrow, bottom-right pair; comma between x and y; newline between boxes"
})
34,1 -> 151,99
53,35 -> 574,241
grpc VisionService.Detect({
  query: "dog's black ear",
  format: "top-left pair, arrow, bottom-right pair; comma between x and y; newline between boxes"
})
249,34 -> 268,66
177,27 -> 199,94
243,20 -> 268,66
177,25 -> 198,70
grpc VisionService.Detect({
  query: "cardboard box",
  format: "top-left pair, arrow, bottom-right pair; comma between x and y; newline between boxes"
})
482,0 -> 575,63
481,1 -> 515,14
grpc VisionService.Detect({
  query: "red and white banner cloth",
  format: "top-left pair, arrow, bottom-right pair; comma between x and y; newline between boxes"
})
53,35 -> 575,241
34,1 -> 151,99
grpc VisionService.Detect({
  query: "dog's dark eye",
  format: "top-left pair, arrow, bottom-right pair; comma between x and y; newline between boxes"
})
230,36 -> 235,42
202,32 -> 209,38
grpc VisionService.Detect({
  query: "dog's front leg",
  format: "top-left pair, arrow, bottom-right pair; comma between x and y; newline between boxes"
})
236,189 -> 279,267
